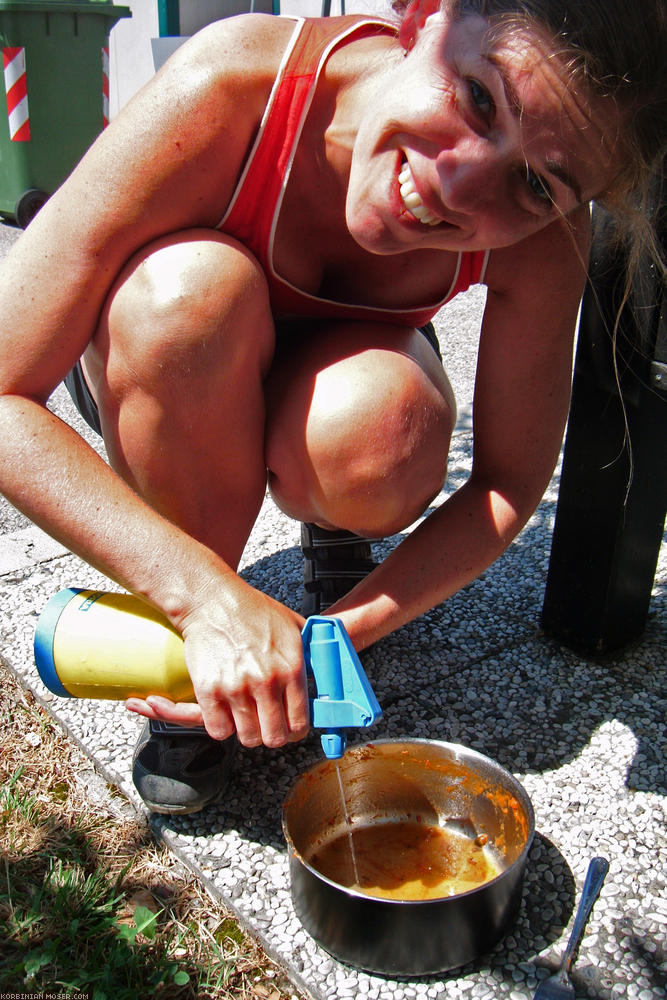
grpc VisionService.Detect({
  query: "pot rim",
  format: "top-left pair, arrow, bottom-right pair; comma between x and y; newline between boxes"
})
282,737 -> 535,905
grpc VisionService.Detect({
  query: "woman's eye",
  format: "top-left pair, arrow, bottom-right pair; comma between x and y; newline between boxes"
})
526,168 -> 552,204
468,79 -> 494,119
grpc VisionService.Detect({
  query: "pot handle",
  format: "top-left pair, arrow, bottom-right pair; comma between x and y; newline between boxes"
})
302,617 -> 382,759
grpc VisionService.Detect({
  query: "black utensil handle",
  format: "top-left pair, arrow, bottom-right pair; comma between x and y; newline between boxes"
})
563,856 -> 609,972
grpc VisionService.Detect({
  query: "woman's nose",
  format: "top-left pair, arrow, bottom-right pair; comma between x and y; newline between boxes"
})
435,141 -> 507,213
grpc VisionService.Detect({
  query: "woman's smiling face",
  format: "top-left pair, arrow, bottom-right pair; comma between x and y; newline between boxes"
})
345,6 -> 619,255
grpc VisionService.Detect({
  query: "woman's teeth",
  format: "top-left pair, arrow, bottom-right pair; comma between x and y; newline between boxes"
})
399,163 -> 439,226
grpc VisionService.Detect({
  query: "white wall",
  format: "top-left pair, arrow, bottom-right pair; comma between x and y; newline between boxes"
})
108,0 -> 159,119
107,0 -> 391,118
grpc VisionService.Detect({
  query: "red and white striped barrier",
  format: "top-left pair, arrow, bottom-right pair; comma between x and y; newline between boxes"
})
3,44 -> 111,141
102,45 -> 110,127
3,46 -> 30,141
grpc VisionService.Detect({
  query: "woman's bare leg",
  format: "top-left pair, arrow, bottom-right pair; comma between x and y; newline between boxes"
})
84,229 -> 276,570
265,322 -> 455,538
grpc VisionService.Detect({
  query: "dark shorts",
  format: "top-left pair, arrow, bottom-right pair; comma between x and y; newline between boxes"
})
63,322 -> 441,436
64,363 -> 102,436
419,320 -> 442,360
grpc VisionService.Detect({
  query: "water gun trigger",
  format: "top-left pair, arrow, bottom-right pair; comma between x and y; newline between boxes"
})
302,616 -> 382,760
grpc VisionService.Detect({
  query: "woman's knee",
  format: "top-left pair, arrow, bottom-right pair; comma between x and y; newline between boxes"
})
266,325 -> 455,536
92,229 -> 275,402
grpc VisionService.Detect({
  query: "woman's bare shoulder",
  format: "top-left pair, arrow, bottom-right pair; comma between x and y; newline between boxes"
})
57,15 -> 302,233
165,14 -> 300,90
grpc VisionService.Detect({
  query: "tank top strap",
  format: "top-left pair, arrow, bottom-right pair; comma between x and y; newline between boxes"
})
454,248 -> 490,296
218,15 -> 397,268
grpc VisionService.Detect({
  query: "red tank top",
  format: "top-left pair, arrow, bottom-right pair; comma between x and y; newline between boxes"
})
218,16 -> 489,326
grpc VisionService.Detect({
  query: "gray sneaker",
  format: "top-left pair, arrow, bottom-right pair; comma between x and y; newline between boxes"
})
132,720 -> 236,815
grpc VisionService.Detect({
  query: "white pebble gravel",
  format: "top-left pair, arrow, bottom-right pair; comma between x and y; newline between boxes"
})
1,315 -> 665,1000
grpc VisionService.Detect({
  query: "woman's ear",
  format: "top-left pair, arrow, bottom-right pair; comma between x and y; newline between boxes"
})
398,0 -> 444,53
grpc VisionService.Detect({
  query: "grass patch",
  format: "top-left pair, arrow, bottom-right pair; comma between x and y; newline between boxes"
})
0,661 -> 304,1000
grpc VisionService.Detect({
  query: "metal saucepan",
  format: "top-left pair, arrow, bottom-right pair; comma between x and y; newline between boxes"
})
282,739 -> 534,975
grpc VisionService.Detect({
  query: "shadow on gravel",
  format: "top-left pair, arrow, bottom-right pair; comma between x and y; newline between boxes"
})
236,503 -> 665,802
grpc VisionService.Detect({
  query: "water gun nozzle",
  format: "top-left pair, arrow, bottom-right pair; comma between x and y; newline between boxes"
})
302,617 -> 382,759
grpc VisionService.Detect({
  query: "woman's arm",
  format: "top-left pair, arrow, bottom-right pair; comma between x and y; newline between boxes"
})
331,206 -> 591,649
0,15 -> 277,403
0,15 -> 310,747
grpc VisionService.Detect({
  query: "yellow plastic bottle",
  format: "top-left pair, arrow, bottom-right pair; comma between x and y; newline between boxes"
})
34,588 -> 195,701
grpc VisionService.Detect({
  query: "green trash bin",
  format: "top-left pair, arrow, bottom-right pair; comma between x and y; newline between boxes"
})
0,0 -> 130,227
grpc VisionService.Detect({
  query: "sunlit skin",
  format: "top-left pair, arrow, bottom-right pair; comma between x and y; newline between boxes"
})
124,15 -> 618,736
0,2 -> 624,750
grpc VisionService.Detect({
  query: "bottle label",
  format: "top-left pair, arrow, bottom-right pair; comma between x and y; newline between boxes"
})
79,591 -> 105,613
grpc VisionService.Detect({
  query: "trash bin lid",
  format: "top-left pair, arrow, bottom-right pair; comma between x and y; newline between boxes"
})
0,0 -> 130,15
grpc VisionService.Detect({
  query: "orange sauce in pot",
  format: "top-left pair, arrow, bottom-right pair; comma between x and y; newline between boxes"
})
307,819 -> 502,901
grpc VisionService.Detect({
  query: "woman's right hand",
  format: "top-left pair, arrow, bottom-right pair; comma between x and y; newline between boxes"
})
126,578 -> 310,748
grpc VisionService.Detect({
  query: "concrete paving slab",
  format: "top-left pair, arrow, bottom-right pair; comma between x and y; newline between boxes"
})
0,524 -> 68,574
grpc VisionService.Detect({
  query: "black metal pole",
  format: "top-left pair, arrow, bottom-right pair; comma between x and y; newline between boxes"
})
541,191 -> 666,655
